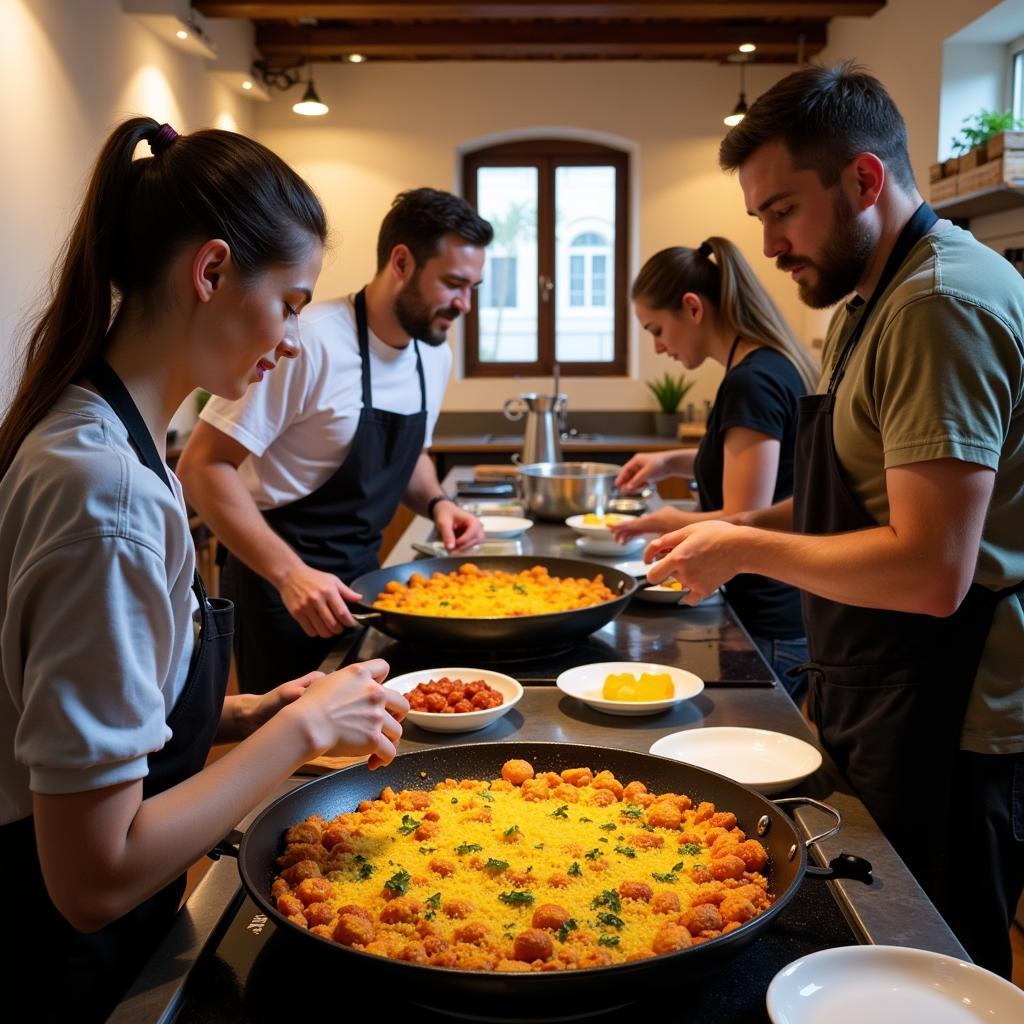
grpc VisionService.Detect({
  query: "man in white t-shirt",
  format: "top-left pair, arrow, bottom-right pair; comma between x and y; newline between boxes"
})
178,188 -> 491,692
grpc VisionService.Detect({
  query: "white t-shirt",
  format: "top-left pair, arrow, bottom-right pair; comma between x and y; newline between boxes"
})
0,388 -> 198,824
200,294 -> 452,510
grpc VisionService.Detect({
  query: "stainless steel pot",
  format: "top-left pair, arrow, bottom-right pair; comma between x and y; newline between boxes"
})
516,460 -> 619,520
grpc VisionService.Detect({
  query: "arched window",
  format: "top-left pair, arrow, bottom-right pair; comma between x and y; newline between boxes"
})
462,139 -> 629,377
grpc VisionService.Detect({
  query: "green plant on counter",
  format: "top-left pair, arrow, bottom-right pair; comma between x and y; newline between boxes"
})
195,388 -> 211,415
646,371 -> 694,413
951,109 -> 1023,155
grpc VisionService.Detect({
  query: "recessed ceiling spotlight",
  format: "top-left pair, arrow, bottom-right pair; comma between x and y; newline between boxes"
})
347,53 -> 366,63
739,43 -> 756,53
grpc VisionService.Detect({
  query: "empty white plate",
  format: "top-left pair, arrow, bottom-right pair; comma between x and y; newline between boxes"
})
575,535 -> 645,557
612,559 -> 650,577
478,515 -> 533,538
556,660 -> 704,716
766,945 -> 1024,1024
649,727 -> 822,795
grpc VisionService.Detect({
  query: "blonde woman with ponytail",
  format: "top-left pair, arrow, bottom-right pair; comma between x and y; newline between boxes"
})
613,237 -> 816,698
0,119 -> 407,1023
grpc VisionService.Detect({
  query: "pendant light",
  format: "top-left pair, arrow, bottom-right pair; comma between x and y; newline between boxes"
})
723,58 -> 748,127
293,65 -> 328,116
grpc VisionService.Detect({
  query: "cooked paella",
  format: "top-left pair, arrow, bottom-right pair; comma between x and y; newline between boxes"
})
371,563 -> 617,618
272,759 -> 773,971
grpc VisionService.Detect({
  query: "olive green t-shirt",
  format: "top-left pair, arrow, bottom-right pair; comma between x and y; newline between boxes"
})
822,222 -> 1024,755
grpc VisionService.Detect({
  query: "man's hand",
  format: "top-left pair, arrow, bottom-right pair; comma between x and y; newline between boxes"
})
435,502 -> 486,552
279,564 -> 363,636
644,520 -> 746,604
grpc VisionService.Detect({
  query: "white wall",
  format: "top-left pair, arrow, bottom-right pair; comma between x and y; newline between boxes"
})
256,59 -> 804,414
0,0 -> 255,416
939,43 -> 1006,162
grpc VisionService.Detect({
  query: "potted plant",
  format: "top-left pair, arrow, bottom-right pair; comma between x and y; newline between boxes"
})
646,371 -> 695,437
952,109 -> 1024,169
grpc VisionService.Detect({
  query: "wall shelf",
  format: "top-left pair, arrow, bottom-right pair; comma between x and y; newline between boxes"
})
933,183 -> 1024,220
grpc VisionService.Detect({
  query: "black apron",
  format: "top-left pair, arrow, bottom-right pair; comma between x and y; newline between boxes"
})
2,361 -> 233,1023
794,202 -> 1024,913
222,288 -> 428,693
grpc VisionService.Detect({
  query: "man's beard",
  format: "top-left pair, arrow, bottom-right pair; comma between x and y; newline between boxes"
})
778,191 -> 875,309
394,273 -> 458,346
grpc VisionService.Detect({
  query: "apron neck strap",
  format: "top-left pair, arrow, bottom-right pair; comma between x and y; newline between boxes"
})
725,334 -> 742,373
827,201 -> 938,396
354,286 -> 428,413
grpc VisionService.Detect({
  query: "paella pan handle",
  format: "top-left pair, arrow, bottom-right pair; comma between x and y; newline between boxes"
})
773,797 -> 874,885
351,612 -> 381,623
207,828 -> 244,861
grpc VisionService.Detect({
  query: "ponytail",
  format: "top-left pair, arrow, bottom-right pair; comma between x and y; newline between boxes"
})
0,117 -> 327,479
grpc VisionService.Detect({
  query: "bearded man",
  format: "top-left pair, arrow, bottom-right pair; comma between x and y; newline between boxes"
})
179,188 -> 490,693
644,64 -> 1024,976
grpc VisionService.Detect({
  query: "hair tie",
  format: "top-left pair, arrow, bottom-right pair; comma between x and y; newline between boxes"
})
697,241 -> 713,259
149,123 -> 179,156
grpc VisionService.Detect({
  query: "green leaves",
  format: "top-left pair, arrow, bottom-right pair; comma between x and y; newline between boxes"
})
383,868 -> 411,895
498,890 -> 535,906
646,371 -> 695,413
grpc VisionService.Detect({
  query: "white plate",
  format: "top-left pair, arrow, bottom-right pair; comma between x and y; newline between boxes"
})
575,535 -> 645,557
634,583 -> 690,604
478,515 -> 534,539
565,512 -> 637,539
384,668 -> 523,733
766,945 -> 1024,1024
556,661 -> 704,717
612,559 -> 651,577
649,727 -> 822,795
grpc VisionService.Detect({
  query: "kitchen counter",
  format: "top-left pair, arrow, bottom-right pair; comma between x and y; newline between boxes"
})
110,470 -> 969,1022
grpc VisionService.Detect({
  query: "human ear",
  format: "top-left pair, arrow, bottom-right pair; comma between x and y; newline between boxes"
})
846,153 -> 885,211
388,243 -> 415,283
192,240 -> 232,303
681,292 -> 704,324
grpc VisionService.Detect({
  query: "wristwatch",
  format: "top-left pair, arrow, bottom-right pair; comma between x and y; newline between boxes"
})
427,494 -> 453,520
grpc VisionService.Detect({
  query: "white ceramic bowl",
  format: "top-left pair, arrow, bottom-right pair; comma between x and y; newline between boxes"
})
385,668 -> 523,733
556,661 -> 704,717
565,512 -> 637,539
478,515 -> 534,539
766,945 -> 1024,1024
649,727 -> 823,795
574,535 -> 645,557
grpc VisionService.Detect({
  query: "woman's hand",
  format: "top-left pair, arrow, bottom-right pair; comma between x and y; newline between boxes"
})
615,451 -> 675,492
643,520 -> 746,604
610,506 -> 693,542
282,659 -> 409,769
279,563 -> 362,636
223,671 -> 324,741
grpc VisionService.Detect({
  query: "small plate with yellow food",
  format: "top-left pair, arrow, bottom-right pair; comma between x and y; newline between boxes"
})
556,660 -> 704,716
565,512 -> 637,540
634,580 -> 690,604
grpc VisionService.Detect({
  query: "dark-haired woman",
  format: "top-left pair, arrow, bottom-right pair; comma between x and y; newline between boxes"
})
612,238 -> 817,700
0,119 -> 408,1023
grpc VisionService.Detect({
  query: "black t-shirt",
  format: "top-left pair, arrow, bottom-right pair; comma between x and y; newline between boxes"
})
693,347 -> 806,640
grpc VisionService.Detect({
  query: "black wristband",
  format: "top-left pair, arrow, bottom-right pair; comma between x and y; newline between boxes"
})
426,494 -> 452,520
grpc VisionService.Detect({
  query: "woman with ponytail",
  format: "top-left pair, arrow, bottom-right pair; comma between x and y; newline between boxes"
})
613,237 -> 816,698
0,118 -> 407,1022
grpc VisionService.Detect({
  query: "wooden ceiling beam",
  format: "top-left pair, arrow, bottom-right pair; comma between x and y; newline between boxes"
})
198,2 -> 883,20
256,22 -> 827,61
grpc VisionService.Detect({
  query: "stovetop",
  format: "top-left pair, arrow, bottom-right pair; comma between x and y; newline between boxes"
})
171,873 -> 856,1023
343,608 -> 776,688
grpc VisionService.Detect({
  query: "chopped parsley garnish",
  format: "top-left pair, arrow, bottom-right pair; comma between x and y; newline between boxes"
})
640,823 -> 656,832
397,814 -> 421,835
614,845 -> 637,858
585,848 -> 603,861
455,842 -> 483,855
597,912 -> 625,930
498,891 -> 535,906
679,843 -> 702,856
504,825 -> 521,836
671,860 -> 686,872
568,861 -> 583,877
425,892 -> 442,909
651,872 -> 677,883
551,805 -> 569,819
591,890 -> 622,913
481,791 -> 495,803
557,918 -> 578,942
357,862 -> 376,880
353,854 -> 366,862
623,806 -> 643,819
579,817 -> 593,823
534,843 -> 545,850
598,935 -> 621,947
424,911 -> 437,921
598,837 -> 608,844
451,797 -> 459,804
599,823 -> 617,831
485,858 -> 510,872
383,868 -> 410,895
417,846 -> 436,854
513,583 -> 528,595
